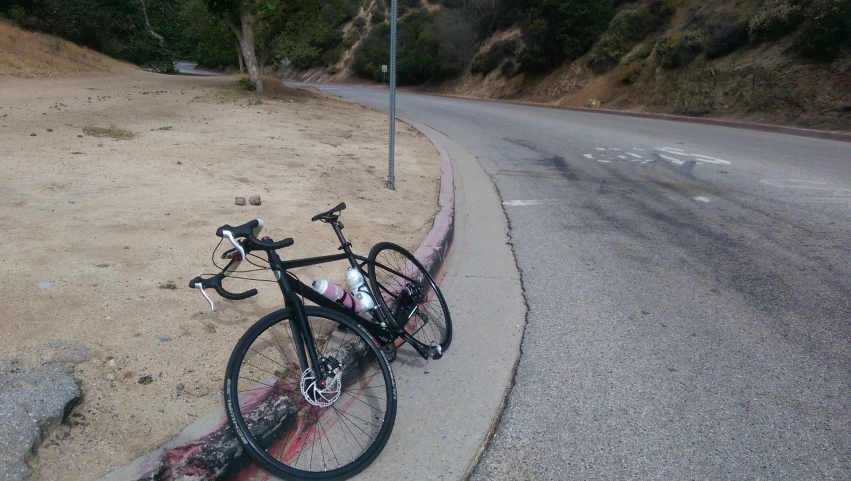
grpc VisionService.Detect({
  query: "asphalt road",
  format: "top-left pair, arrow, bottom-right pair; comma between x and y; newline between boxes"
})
307,84 -> 851,480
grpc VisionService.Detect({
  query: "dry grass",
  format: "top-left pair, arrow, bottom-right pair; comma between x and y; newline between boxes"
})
82,125 -> 135,140
0,21 -> 134,78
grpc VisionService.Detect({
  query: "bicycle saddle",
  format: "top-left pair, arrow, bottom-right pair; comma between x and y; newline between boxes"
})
311,202 -> 346,222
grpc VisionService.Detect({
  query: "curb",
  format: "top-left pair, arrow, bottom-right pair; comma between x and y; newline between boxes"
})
98,116 -> 456,481
292,80 -> 851,144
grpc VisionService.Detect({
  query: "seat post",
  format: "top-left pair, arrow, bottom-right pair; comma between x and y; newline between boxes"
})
331,221 -> 358,267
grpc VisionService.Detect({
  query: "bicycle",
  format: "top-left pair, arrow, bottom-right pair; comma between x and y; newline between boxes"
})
188,202 -> 452,480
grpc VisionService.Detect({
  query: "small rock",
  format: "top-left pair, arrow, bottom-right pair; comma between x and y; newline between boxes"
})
30,133 -> 36,136
157,335 -> 171,342
235,197 -> 246,206
176,383 -> 185,392
176,161 -> 182,165
107,359 -> 117,368
106,373 -> 115,381
77,134 -> 83,138
46,128 -> 53,132
249,195 -> 261,206
138,375 -> 153,385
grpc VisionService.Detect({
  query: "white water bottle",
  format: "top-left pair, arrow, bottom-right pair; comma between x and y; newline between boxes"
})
345,268 -> 375,313
312,279 -> 362,312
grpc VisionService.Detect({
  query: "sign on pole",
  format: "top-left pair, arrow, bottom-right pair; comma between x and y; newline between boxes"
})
382,64 -> 387,85
387,0 -> 397,190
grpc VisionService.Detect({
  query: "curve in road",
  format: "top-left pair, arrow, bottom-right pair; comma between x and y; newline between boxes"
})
308,83 -> 851,480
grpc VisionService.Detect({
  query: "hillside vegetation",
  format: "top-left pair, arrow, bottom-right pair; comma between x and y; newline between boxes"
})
293,0 -> 851,131
0,21 -> 133,77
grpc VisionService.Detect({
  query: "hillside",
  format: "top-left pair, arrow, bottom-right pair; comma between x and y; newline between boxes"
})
0,21 -> 134,78
281,0 -> 851,133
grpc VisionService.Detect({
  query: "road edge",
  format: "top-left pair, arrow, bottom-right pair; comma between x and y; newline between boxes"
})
292,80 -> 851,144
97,116 -> 456,481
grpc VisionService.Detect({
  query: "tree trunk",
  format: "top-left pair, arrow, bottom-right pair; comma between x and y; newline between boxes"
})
137,0 -> 165,46
236,42 -> 245,73
227,6 -> 263,92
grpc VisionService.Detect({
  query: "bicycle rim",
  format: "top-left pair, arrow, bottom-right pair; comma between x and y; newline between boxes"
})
367,242 -> 452,352
225,307 -> 397,481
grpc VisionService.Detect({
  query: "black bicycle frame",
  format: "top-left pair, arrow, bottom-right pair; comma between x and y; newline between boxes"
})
262,221 -> 434,375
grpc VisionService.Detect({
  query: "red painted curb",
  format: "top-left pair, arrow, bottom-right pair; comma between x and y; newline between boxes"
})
290,79 -> 851,144
99,110 -> 457,481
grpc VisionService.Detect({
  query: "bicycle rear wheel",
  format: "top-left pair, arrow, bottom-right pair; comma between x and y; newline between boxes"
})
225,306 -> 397,481
367,242 -> 452,354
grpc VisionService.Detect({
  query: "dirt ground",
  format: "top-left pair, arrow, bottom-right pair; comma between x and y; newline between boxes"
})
0,70 -> 440,479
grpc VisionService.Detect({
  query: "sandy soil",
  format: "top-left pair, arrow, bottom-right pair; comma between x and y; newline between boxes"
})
0,70 -> 440,479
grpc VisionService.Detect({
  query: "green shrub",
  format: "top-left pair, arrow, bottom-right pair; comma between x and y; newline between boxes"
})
342,28 -> 361,49
620,61 -> 643,83
353,17 -> 367,32
519,0 -> 615,73
623,39 -> 656,64
239,78 -> 256,91
796,0 -> 851,61
471,39 -> 518,74
354,9 -> 474,84
657,30 -> 706,68
705,22 -> 749,58
5,5 -> 37,29
322,45 -> 344,66
371,8 -> 386,24
501,58 -> 518,77
589,9 -> 653,68
749,1 -> 805,42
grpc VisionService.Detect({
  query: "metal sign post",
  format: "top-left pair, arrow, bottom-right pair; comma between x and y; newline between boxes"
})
387,0 -> 397,190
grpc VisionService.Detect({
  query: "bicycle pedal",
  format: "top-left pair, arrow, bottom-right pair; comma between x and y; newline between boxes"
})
428,343 -> 443,360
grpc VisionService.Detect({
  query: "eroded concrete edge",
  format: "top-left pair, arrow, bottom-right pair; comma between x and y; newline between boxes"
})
97,113 -> 456,481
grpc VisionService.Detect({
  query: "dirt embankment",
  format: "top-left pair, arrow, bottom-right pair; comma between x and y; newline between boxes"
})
0,68 -> 440,479
284,0 -> 850,133
0,21 -> 134,78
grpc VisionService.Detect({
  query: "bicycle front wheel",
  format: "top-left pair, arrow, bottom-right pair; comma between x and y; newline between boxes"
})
367,242 -> 452,353
224,306 -> 397,481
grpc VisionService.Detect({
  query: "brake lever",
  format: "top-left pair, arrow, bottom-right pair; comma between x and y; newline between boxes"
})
221,230 -> 245,261
195,283 -> 215,311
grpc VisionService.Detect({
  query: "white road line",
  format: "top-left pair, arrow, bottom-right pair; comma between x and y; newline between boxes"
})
609,148 -> 621,151
694,196 -> 710,203
502,200 -> 542,207
634,148 -> 645,151
660,147 -> 685,152
596,148 -> 607,151
692,154 -> 732,165
656,154 -> 683,164
583,154 -> 594,159
597,160 -> 611,163
617,155 -> 627,159
627,152 -> 642,159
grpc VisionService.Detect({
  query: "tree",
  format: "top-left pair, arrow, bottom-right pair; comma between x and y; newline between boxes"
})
519,0 -> 613,72
205,0 -> 322,92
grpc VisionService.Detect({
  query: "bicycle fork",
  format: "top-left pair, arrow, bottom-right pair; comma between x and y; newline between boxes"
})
267,251 -> 324,380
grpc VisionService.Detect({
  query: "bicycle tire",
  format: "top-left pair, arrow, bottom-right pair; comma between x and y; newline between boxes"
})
367,242 -> 452,354
224,306 -> 397,481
